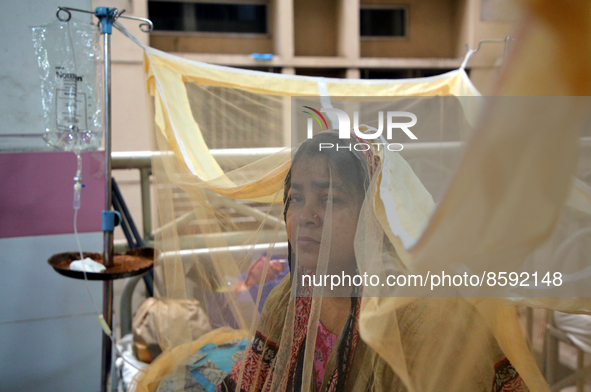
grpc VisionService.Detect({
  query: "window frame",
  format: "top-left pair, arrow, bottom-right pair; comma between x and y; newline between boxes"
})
359,4 -> 409,41
148,0 -> 271,37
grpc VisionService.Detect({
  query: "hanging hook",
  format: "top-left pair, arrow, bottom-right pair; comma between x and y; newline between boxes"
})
462,36 -> 514,69
110,7 -> 153,32
117,14 -> 154,32
139,22 -> 153,33
56,6 -> 96,22
56,7 -> 72,22
56,6 -> 153,33
465,36 -> 512,54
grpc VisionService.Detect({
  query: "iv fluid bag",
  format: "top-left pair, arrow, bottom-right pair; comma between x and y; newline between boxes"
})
32,18 -> 102,152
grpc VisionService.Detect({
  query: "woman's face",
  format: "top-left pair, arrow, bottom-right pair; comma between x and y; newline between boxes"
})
286,155 -> 363,272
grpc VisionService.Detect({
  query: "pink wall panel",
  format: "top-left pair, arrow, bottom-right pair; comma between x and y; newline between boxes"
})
0,151 -> 105,238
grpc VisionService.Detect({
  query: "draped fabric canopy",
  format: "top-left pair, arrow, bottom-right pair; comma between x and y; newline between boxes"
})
133,1 -> 591,390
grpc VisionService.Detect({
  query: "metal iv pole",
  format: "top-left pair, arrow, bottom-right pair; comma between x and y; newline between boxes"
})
55,7 -> 153,392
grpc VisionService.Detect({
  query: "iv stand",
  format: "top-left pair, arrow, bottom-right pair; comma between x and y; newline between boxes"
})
56,7 -> 153,392
461,36 -> 514,69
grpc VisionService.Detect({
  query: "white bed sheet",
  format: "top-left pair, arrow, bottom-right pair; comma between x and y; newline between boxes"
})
116,334 -> 149,392
554,311 -> 591,353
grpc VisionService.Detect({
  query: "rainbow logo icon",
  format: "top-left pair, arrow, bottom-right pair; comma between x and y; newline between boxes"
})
302,106 -> 328,131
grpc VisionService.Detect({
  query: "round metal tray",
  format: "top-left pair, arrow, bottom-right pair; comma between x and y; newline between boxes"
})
48,247 -> 154,281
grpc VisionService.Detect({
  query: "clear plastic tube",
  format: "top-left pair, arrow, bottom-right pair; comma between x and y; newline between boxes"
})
73,190 -> 141,371
73,183 -> 82,210
73,151 -> 82,210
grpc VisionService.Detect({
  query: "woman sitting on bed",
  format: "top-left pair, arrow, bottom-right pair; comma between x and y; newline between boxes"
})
219,131 -> 530,392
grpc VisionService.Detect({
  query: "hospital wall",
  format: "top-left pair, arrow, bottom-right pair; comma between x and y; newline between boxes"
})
0,1 -> 107,391
0,0 -> 156,388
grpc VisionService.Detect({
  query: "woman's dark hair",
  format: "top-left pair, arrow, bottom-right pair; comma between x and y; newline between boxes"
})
283,131 -> 370,214
282,131 -> 371,278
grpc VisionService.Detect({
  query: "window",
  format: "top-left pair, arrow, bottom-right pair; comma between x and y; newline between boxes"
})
149,1 -> 268,34
360,6 -> 406,38
360,69 -> 455,79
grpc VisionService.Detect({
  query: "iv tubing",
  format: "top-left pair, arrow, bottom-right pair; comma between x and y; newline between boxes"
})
73,200 -> 141,371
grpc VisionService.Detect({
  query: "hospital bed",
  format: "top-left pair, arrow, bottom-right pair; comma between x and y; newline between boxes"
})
112,150 -> 591,392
